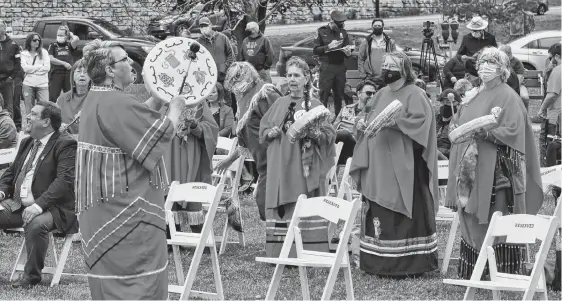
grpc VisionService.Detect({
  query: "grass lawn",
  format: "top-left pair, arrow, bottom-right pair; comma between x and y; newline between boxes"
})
0,174 -> 560,300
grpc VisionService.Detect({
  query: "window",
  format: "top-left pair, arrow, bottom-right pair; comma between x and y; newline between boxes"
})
43,23 -> 60,39
538,37 -> 561,50
523,39 -> 539,49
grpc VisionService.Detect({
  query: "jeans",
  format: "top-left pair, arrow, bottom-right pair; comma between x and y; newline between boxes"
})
23,85 -> 49,117
319,63 -> 347,117
13,78 -> 22,131
0,205 -> 55,281
0,79 -> 14,118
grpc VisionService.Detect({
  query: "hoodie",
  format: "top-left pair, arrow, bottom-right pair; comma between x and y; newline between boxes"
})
0,36 -> 22,82
357,32 -> 396,79
197,31 -> 235,82
240,33 -> 274,71
0,109 -> 16,149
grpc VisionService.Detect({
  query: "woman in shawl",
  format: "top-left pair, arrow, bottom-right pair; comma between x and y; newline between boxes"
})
161,100 -> 219,234
259,56 -> 336,257
57,59 -> 91,135
445,47 -> 543,280
350,51 -> 439,277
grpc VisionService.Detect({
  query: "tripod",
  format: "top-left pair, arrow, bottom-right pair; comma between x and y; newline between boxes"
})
419,37 -> 444,89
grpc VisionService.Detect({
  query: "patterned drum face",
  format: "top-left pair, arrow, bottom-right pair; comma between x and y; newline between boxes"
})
142,37 -> 218,105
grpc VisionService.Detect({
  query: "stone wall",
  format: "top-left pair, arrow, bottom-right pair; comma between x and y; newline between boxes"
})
0,0 -> 440,35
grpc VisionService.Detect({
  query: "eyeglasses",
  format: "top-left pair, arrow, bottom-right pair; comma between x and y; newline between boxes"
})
111,56 -> 132,65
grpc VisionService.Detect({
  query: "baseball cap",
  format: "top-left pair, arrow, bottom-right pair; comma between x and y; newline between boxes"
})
246,22 -> 259,31
199,17 -> 212,26
330,10 -> 346,22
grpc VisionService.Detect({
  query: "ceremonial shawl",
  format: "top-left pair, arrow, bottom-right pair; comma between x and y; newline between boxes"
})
235,81 -> 280,136
446,83 -> 543,224
259,95 -> 336,209
350,84 -> 439,219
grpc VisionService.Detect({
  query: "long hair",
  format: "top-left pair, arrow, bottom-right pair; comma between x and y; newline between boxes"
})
476,47 -> 511,83
213,82 -> 225,105
383,51 -> 417,85
24,32 -> 43,59
285,56 -> 313,110
83,41 -> 125,85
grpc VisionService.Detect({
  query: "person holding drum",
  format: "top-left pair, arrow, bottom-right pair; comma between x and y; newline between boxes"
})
160,89 -> 219,235
349,51 -> 439,277
76,41 -> 186,300
259,56 -> 336,257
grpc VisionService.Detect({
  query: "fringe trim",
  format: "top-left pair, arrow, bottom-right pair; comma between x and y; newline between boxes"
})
497,146 -> 524,176
235,83 -> 276,135
177,210 -> 206,226
458,238 -> 528,280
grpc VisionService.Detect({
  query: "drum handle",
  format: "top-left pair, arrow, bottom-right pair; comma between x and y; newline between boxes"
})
178,59 -> 195,96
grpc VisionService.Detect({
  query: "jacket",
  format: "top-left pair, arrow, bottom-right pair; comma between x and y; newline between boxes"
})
357,32 -> 396,79
0,110 -> 16,149
217,105 -> 234,137
0,36 -> 22,82
197,32 -> 235,82
240,33 -> 275,71
457,32 -> 497,58
313,25 -> 350,65
0,131 -> 78,234
442,57 -> 466,89
21,48 -> 51,88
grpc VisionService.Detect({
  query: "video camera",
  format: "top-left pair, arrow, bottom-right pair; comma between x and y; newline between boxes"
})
422,21 -> 435,39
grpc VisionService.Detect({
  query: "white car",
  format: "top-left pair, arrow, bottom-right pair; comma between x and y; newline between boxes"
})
509,30 -> 562,72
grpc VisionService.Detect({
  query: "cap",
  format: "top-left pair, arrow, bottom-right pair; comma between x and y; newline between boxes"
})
199,17 -> 212,26
330,10 -> 346,22
246,22 -> 259,31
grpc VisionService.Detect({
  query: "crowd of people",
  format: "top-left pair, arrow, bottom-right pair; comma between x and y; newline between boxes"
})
0,10 -> 559,300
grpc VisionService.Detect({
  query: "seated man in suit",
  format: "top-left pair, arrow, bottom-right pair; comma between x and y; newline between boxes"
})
0,100 -> 77,287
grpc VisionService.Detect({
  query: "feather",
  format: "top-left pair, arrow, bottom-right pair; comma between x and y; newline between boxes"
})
236,83 -> 277,135
220,196 -> 243,232
457,142 -> 478,208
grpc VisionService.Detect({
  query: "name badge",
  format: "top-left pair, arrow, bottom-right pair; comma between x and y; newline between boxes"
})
340,33 -> 343,38
20,184 -> 29,198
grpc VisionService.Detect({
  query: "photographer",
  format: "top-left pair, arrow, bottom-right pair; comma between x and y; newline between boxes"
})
456,17 -> 497,60
48,25 -> 79,102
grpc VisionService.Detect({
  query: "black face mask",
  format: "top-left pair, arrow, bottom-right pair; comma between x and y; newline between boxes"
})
373,28 -> 383,35
381,69 -> 402,85
334,22 -> 345,29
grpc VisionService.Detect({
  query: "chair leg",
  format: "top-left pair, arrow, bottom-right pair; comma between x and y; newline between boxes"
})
180,244 -> 206,301
210,244 -> 224,300
441,212 -> 460,275
10,240 -> 26,281
50,235 -> 74,287
237,206 -> 246,248
492,290 -> 501,300
463,287 -> 477,301
219,217 -> 229,255
298,267 -> 310,300
265,264 -> 285,300
321,264 -> 341,300
343,265 -> 354,300
172,245 -> 184,285
50,233 -> 58,267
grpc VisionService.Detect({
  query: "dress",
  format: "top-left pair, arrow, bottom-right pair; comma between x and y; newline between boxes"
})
161,102 -> 218,226
350,84 -> 439,276
446,83 -> 543,279
76,86 -> 174,300
259,95 -> 336,257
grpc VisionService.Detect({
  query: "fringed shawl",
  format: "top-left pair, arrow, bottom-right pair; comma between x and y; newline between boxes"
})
235,82 -> 279,134
446,83 -> 543,224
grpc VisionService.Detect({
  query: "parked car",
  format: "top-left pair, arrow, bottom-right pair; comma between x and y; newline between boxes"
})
13,17 -> 159,84
148,3 -> 241,39
276,30 -> 447,90
509,30 -> 562,71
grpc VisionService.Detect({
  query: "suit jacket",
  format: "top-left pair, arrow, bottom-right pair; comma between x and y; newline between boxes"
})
218,105 -> 234,137
0,131 -> 78,234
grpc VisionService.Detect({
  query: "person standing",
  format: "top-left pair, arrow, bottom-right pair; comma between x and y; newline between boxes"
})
77,41 -> 185,300
48,26 -> 79,102
457,16 -> 497,60
313,9 -> 352,117
357,18 -> 397,84
240,22 -> 275,83
0,20 -> 22,121
539,43 -> 561,166
350,52 -> 439,277
21,33 -> 50,120
500,44 -> 529,108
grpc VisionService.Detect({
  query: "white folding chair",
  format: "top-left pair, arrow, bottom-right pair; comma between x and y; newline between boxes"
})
7,228 -> 82,286
437,160 -> 462,275
212,137 -> 238,186
443,212 -> 559,300
328,158 -> 359,249
166,181 -> 225,300
256,193 -> 361,300
326,142 -> 344,196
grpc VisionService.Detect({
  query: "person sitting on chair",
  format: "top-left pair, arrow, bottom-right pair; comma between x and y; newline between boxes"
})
0,101 -> 77,288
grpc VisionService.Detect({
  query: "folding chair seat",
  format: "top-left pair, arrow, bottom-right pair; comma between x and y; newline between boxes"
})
7,227 -> 82,287
256,189 -> 361,300
212,137 -> 238,186
443,212 -> 559,300
165,181 -> 225,300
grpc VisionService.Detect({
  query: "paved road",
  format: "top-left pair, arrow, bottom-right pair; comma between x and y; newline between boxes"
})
264,6 -> 561,36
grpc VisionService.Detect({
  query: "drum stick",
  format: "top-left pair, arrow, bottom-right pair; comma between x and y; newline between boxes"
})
64,111 -> 81,134
178,43 -> 201,96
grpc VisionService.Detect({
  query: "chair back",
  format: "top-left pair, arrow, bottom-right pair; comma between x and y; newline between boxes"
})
487,212 -> 557,245
217,137 -> 236,153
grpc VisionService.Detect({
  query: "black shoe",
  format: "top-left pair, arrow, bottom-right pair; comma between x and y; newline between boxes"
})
12,276 -> 40,288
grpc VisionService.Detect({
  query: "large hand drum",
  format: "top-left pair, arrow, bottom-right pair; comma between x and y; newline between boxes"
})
142,37 -> 218,105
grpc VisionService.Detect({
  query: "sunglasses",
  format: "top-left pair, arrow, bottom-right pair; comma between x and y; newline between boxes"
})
32,39 -> 40,42
363,91 -> 376,96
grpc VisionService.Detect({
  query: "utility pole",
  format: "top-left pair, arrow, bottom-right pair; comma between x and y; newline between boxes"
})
375,0 -> 380,17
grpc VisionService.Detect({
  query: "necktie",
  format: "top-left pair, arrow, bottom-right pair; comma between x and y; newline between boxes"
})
13,140 -> 41,207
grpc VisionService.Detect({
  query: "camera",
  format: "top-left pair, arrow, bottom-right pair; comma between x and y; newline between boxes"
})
422,21 -> 435,39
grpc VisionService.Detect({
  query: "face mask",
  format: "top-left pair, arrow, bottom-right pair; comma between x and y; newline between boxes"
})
478,63 -> 499,82
57,37 -> 66,43
201,27 -> 212,36
335,22 -> 345,29
381,69 -> 402,85
471,31 -> 482,38
373,28 -> 383,35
